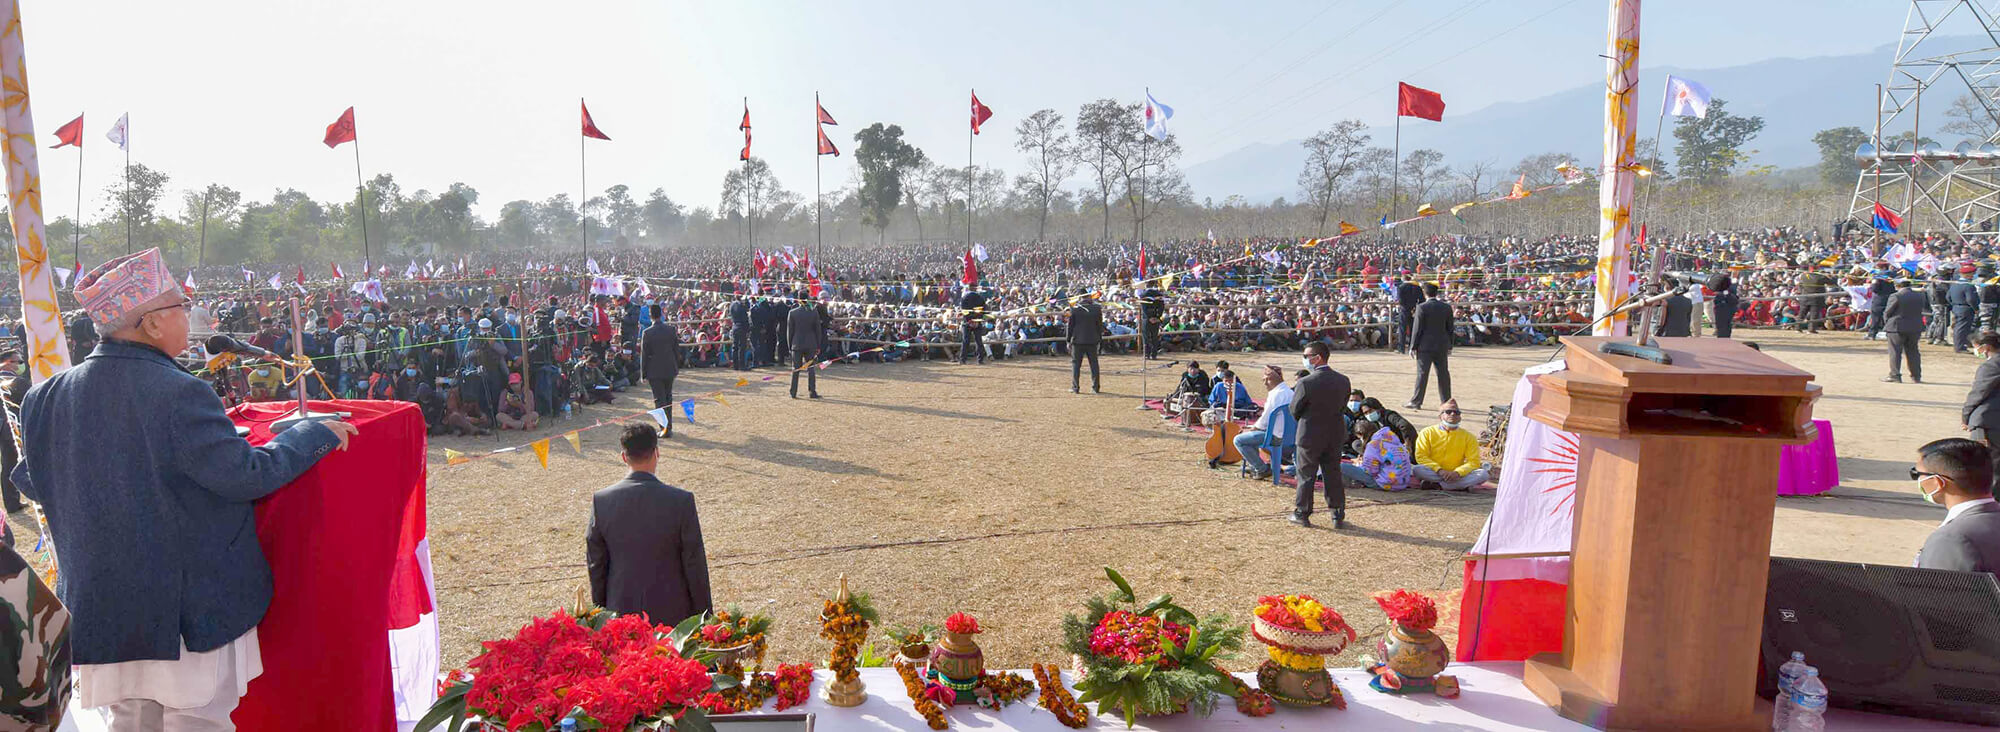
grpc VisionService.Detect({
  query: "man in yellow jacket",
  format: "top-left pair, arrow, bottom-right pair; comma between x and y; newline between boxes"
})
1413,400 -> 1491,491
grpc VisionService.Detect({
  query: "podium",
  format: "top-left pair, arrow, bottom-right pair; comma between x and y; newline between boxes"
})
1520,337 -> 1819,730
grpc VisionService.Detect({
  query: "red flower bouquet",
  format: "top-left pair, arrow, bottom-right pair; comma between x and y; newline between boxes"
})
420,610 -> 730,732
1372,590 -> 1439,632
1061,567 -> 1246,727
943,612 -> 982,635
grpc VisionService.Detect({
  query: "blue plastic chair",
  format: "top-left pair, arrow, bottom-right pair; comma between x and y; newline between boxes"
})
1239,408 -> 1298,484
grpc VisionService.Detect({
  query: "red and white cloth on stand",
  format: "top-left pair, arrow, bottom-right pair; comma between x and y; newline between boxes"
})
226,400 -> 435,732
1459,372 -> 1573,662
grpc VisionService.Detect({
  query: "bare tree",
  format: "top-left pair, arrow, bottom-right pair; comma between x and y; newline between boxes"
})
1296,119 -> 1369,236
1400,149 -> 1449,206
1459,160 -> 1496,200
1076,99 -> 1138,244
1012,109 -> 1077,242
1941,93 -> 2000,142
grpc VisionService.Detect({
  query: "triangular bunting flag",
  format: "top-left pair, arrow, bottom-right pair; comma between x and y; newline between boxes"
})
646,407 -> 672,430
531,439 -> 550,468
564,431 -> 582,453
445,448 -> 470,465
734,377 -> 749,388
679,399 -> 696,423
713,394 -> 730,407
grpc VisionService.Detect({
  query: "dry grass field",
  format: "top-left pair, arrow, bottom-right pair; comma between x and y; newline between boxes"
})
10,328 -> 1964,672
409,328 -> 1972,671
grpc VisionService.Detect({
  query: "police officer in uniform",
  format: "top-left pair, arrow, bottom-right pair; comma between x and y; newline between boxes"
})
1139,283 -> 1165,359
728,297 -> 753,370
1929,272 -> 1954,345
959,283 -> 988,365
1952,261 -> 1982,352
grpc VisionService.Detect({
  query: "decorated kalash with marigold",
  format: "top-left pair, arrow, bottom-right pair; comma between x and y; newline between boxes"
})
419,570 -> 1455,730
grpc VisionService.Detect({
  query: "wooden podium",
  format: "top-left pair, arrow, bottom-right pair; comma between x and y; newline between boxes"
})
1520,337 -> 1819,730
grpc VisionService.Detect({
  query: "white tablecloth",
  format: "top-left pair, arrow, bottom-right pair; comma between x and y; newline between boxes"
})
56,662 -> 1986,730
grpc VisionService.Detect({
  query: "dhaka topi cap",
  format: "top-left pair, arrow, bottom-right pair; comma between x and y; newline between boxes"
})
73,247 -> 186,335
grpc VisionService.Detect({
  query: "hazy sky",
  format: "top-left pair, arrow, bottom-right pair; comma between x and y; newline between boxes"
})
24,0 -> 1907,220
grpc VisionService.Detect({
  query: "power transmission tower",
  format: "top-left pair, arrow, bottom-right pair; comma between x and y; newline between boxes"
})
1848,0 -> 2000,240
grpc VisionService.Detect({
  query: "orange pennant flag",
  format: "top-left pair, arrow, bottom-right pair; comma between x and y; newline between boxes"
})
531,439 -> 551,468
734,377 -> 749,388
1338,221 -> 1361,236
444,448 -> 469,465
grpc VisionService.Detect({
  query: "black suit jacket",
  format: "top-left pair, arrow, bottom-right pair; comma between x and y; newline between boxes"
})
786,305 -> 824,353
1654,294 -> 1693,338
1395,282 -> 1424,311
587,471 -> 712,626
1291,365 -> 1351,456
1885,289 -> 1929,333
1409,299 -> 1455,354
639,322 -> 681,380
1965,358 -> 2000,431
1067,302 -> 1105,345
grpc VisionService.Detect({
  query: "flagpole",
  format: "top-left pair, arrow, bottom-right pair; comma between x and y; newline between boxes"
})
73,139 -> 81,269
815,91 -> 823,253
581,101 -> 589,265
122,139 -> 131,253
1390,112 -> 1401,231
967,88 -> 975,251
198,187 -> 209,267
1140,87 -> 1148,246
1873,83 -> 1885,253
353,129 -> 370,272
1634,85 -> 1667,242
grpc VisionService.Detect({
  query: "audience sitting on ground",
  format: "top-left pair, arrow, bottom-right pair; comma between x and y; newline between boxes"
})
1353,397 -> 1419,456
1412,400 -> 1491,491
498,376 -> 538,431
1359,411 -> 1417,492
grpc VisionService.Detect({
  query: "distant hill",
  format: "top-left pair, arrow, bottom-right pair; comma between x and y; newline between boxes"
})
1184,37 -> 1983,203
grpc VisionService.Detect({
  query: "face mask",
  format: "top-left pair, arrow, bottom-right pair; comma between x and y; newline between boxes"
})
256,368 -> 271,377
1366,412 -> 1382,423
1919,476 -> 1946,505
1301,357 -> 1314,370
405,369 -> 418,377
1347,400 -> 1361,411
1440,421 -> 1459,430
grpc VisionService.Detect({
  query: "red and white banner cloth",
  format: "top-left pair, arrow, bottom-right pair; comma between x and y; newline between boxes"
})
1459,368 -> 1575,661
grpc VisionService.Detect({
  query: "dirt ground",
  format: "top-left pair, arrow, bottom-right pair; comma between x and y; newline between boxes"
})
400,327 -> 1968,672
9,328 -> 1958,672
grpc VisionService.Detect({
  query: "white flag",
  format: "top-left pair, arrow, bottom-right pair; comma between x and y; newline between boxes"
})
267,273 -> 283,290
456,258 -> 465,273
241,268 -> 255,284
1663,75 -> 1711,119
586,258 -> 601,275
1143,92 -> 1174,141
404,261 -> 419,279
630,279 -> 651,298
748,279 -> 761,295
106,113 -> 129,150
646,407 -> 672,430
971,243 -> 989,262
181,271 -> 194,292
426,258 -> 435,275
54,266 -> 73,287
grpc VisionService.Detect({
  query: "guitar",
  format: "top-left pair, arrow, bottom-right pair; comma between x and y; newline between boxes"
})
1204,375 -> 1244,464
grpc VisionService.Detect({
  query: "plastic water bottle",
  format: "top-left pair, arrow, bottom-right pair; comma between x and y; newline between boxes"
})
1788,668 -> 1827,732
560,720 -> 577,732
561,402 -> 572,420
1773,651 -> 1808,730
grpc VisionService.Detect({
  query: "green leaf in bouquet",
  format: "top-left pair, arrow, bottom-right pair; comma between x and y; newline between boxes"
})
673,706 -> 717,732
412,688 -> 468,732
1137,594 -> 1176,617
1104,567 -> 1136,603
710,672 -> 741,691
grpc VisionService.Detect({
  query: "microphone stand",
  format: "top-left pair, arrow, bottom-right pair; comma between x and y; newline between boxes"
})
272,296 -> 348,433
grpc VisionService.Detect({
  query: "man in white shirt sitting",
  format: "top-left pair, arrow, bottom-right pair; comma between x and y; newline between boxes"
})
1233,365 -> 1293,480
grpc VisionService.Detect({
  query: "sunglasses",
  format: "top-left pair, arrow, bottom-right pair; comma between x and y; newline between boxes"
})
1442,410 -> 1461,416
1910,467 -> 1944,481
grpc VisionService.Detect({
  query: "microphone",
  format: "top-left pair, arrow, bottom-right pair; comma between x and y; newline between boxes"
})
205,334 -> 276,361
1666,270 -> 1712,286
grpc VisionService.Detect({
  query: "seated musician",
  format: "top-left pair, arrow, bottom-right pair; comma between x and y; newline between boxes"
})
1206,369 -> 1259,421
1166,361 -> 1211,425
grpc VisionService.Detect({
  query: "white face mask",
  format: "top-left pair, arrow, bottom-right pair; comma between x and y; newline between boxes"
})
1301,357 -> 1314,370
1919,475 -> 1946,505
1440,421 -> 1459,430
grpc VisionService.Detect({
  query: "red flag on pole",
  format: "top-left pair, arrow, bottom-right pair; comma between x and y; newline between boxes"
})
581,99 -> 611,140
739,100 -> 753,161
817,126 -> 840,157
51,114 -> 83,148
962,250 -> 979,285
1396,82 -> 1445,122
817,101 -> 838,126
332,262 -> 345,279
324,106 -> 357,148
1138,242 -> 1147,280
971,91 -> 993,135
297,266 -> 306,286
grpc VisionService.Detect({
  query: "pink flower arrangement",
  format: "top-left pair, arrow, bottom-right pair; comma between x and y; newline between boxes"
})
1086,610 -> 1190,668
944,611 -> 982,635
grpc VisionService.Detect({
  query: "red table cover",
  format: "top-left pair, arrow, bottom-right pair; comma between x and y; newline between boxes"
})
226,400 -> 429,732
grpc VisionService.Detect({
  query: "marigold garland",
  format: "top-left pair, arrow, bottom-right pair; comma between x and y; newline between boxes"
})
1224,674 -> 1276,717
821,596 -> 872,685
896,660 -> 950,729
975,671 -> 1034,709
1031,663 -> 1090,729
1266,646 -> 1326,671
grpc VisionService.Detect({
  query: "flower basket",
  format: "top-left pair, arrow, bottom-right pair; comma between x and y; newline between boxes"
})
1062,567 -> 1245,728
1251,614 -> 1354,655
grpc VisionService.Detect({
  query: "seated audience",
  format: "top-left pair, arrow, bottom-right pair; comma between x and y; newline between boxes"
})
1412,399 -> 1491,491
1230,365 -> 1293,478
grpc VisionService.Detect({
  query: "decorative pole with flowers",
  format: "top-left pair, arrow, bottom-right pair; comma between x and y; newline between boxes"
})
819,575 -> 876,707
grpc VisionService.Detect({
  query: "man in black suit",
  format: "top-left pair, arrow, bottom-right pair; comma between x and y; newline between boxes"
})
1963,333 -> 2000,445
1913,438 -> 2000,576
1950,263 -> 1980,352
959,285 -> 988,365
749,298 -> 776,366
1884,277 -> 1928,384
587,424 -> 712,626
1067,292 -> 1105,394
728,298 -> 753,370
1139,284 -> 1165,359
787,295 -> 825,399
1393,274 -> 1423,353
1654,279 -> 1693,338
1291,341 -> 1352,529
1405,283 -> 1453,410
639,305 -> 681,437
